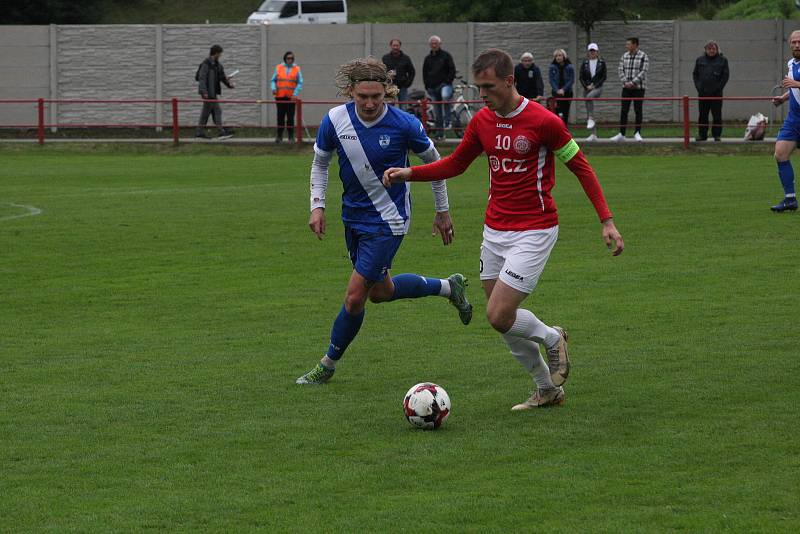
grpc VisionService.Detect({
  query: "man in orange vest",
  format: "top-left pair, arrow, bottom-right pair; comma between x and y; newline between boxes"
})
271,51 -> 303,143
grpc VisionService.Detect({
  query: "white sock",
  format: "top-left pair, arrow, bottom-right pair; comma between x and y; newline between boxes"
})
438,279 -> 451,297
506,308 -> 561,348
501,333 -> 554,389
320,355 -> 337,369
788,193 -> 797,198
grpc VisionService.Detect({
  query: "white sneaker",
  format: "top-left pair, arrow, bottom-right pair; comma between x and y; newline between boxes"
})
634,132 -> 643,142
585,134 -> 598,141
586,118 -> 595,130
610,133 -> 625,142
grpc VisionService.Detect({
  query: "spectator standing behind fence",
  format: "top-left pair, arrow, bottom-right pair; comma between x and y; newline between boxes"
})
548,49 -> 574,126
693,40 -> 729,142
611,37 -> 649,142
196,44 -> 234,140
271,51 -> 303,143
514,52 -> 545,104
580,43 -> 607,141
423,35 -> 456,140
382,39 -> 415,110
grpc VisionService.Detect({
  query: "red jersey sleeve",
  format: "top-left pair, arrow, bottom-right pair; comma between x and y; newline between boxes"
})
409,118 -> 484,182
565,151 -> 613,222
538,111 -> 612,221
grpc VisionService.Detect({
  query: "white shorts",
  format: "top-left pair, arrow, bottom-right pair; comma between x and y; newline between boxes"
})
479,225 -> 559,294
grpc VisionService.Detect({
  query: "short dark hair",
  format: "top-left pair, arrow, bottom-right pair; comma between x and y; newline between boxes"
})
210,44 -> 223,56
627,37 -> 639,46
389,38 -> 401,46
283,50 -> 294,62
472,48 -> 514,78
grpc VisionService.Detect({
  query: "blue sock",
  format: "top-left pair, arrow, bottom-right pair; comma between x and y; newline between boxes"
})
778,160 -> 796,196
389,273 -> 442,301
326,305 -> 365,361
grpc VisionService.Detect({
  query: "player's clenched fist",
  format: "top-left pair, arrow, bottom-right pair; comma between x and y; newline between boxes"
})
382,167 -> 412,187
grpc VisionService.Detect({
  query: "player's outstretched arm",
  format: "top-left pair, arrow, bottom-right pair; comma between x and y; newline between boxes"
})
308,207 -> 326,240
383,167 -> 412,186
602,217 -> 624,256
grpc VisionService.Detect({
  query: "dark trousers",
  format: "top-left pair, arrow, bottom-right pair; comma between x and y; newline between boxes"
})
552,91 -> 573,125
620,87 -> 645,135
197,100 -> 223,132
698,96 -> 723,139
276,97 -> 296,139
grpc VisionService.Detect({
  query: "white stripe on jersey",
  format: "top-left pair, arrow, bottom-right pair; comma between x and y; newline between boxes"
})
327,105 -> 408,235
788,60 -> 800,107
535,145 -> 547,211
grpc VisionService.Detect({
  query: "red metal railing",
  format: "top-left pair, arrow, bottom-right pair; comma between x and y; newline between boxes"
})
0,95 -> 782,147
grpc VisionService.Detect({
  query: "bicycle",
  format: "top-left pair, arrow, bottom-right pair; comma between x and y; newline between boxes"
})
451,75 -> 482,138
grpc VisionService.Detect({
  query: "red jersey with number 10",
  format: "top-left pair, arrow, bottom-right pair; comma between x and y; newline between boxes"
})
410,97 -> 611,231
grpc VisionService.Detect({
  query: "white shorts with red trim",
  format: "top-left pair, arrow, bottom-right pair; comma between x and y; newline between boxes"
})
479,225 -> 558,294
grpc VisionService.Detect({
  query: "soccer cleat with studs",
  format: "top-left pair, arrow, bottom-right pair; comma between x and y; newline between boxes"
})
546,326 -> 570,387
295,362 -> 335,385
447,273 -> 473,325
511,386 -> 565,410
771,197 -> 798,213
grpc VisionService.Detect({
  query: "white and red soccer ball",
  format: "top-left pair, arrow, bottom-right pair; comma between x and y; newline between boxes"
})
403,382 -> 451,430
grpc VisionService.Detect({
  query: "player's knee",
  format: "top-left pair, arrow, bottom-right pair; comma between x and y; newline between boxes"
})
344,293 -> 367,314
486,307 -> 514,333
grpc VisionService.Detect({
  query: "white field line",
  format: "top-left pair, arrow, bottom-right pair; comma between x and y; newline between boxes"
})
21,183 -> 280,200
0,203 -> 42,221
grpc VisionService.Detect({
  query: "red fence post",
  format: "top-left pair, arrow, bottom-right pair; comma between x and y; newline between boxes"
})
682,95 -> 690,150
295,98 -> 303,144
172,98 -> 179,146
37,98 -> 45,145
421,98 -> 429,134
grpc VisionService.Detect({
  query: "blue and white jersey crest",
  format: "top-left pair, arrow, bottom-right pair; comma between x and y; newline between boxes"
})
314,102 -> 433,235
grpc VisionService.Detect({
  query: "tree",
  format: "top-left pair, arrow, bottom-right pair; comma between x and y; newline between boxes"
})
564,0 -> 629,45
2,0 -> 103,24
404,0 -> 561,22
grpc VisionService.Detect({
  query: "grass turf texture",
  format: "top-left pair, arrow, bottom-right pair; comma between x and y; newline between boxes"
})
1,147 -> 798,531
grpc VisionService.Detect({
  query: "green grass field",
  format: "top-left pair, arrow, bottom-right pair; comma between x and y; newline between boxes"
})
1,145 -> 799,531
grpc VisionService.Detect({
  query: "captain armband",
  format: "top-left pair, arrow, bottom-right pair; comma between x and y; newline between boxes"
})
554,139 -> 580,164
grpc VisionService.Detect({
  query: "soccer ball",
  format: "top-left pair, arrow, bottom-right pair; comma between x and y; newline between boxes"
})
403,382 -> 451,430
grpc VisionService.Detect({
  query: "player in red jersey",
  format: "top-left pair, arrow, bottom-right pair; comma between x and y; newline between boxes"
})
384,49 -> 624,410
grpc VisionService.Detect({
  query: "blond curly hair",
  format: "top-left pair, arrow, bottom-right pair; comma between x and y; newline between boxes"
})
335,57 -> 399,98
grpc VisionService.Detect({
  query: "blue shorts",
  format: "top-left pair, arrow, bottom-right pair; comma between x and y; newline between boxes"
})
777,117 -> 800,142
344,226 -> 404,282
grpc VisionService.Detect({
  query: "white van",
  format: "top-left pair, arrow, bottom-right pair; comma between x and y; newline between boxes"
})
247,0 -> 347,24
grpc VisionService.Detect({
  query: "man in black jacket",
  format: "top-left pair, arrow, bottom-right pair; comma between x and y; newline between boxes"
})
382,38 -> 415,110
693,40 -> 730,141
423,35 -> 456,138
196,44 -> 234,139
579,43 -> 607,141
514,52 -> 545,104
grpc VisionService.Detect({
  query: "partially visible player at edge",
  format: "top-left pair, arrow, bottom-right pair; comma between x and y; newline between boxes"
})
770,29 -> 800,212
296,57 -> 473,385
384,49 -> 624,410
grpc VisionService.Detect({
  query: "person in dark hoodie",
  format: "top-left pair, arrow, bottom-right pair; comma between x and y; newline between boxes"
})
382,38 -> 415,110
196,44 -> 234,139
514,52 -> 545,104
548,48 -> 574,125
693,40 -> 730,141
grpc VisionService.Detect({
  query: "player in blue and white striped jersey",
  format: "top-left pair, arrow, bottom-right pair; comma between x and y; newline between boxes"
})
296,58 -> 473,385
771,30 -> 800,212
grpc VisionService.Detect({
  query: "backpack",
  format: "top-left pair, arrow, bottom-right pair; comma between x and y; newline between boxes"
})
744,113 -> 767,141
194,61 -> 204,82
